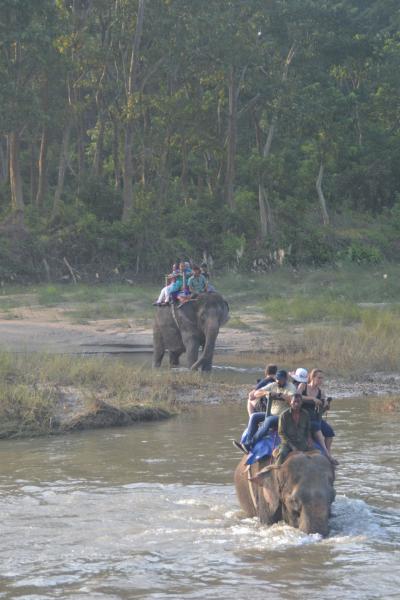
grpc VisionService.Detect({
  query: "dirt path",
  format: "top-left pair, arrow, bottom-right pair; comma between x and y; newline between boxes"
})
0,304 -> 276,356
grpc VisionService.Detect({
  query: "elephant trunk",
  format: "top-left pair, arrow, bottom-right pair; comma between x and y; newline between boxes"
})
298,502 -> 330,537
191,323 -> 219,371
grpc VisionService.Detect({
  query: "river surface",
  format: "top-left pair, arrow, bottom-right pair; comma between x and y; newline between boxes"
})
0,391 -> 399,599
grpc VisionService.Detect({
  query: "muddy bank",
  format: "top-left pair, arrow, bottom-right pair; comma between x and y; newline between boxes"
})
1,373 -> 399,440
0,369 -> 250,439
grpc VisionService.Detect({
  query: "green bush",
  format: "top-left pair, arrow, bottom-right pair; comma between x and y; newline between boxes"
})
37,285 -> 66,305
289,229 -> 338,266
345,242 -> 383,264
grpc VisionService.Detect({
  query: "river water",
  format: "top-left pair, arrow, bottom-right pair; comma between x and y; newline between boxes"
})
0,385 -> 399,599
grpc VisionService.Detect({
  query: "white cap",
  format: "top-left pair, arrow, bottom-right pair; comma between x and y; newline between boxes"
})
289,367 -> 308,384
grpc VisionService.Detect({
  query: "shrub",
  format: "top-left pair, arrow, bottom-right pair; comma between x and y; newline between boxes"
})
345,242 -> 383,264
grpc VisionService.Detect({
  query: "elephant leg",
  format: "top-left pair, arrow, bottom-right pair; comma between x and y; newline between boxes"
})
169,350 -> 182,367
201,359 -> 212,372
152,328 -> 165,368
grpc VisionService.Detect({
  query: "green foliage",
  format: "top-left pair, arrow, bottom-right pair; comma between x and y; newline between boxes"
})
37,285 -> 66,305
1,0 -> 400,279
289,228 -> 338,266
344,242 -> 383,264
78,178 -> 123,223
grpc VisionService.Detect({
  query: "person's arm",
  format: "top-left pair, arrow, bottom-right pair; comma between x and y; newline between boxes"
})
188,276 -> 194,293
169,280 -> 180,293
300,387 -> 323,408
253,382 -> 274,399
253,387 -> 268,399
247,394 -> 259,415
277,384 -> 296,405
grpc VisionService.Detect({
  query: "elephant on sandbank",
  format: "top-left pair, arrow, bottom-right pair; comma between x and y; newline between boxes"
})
234,451 -> 335,536
152,292 -> 229,371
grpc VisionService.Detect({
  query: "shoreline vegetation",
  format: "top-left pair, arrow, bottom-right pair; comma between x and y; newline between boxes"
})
0,353 -> 246,440
1,265 -> 400,439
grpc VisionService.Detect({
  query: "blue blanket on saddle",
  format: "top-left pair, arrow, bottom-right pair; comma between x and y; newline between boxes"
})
241,428 -> 323,466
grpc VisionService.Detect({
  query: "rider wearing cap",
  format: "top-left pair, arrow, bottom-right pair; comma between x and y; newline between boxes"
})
238,370 -> 296,451
253,369 -> 296,412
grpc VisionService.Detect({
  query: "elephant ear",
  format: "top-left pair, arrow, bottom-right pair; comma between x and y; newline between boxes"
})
250,466 -> 281,517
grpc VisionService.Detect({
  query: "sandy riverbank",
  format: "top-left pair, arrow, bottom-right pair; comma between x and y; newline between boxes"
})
0,302 -> 277,355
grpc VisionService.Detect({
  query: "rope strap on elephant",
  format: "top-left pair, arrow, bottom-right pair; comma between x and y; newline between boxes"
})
246,464 -> 258,513
170,303 -> 180,331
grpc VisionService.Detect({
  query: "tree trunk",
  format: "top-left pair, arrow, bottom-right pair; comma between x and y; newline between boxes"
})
181,139 -> 188,195
258,184 -> 274,239
256,45 -> 296,240
52,120 -> 72,218
0,137 -> 9,183
92,112 -> 105,178
122,0 -> 145,221
122,124 -> 134,220
77,116 -> 86,186
30,143 -> 37,204
111,116 -> 121,190
36,75 -> 49,207
36,125 -> 48,207
225,65 -> 237,210
158,134 -> 170,203
316,162 -> 330,225
8,131 -> 24,217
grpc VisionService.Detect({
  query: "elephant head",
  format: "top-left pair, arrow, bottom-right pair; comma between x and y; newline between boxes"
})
153,292 -> 229,371
236,452 -> 335,536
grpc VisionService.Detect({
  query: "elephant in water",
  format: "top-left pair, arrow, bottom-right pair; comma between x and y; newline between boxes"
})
234,451 -> 335,536
152,292 -> 229,371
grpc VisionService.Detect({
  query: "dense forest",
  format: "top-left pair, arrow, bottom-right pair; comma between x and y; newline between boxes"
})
0,0 -> 400,281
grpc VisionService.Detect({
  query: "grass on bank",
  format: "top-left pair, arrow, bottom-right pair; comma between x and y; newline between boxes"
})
0,282 -> 158,321
0,263 -> 399,322
218,263 -> 400,307
268,305 -> 400,374
226,263 -> 400,373
0,352 -> 238,439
